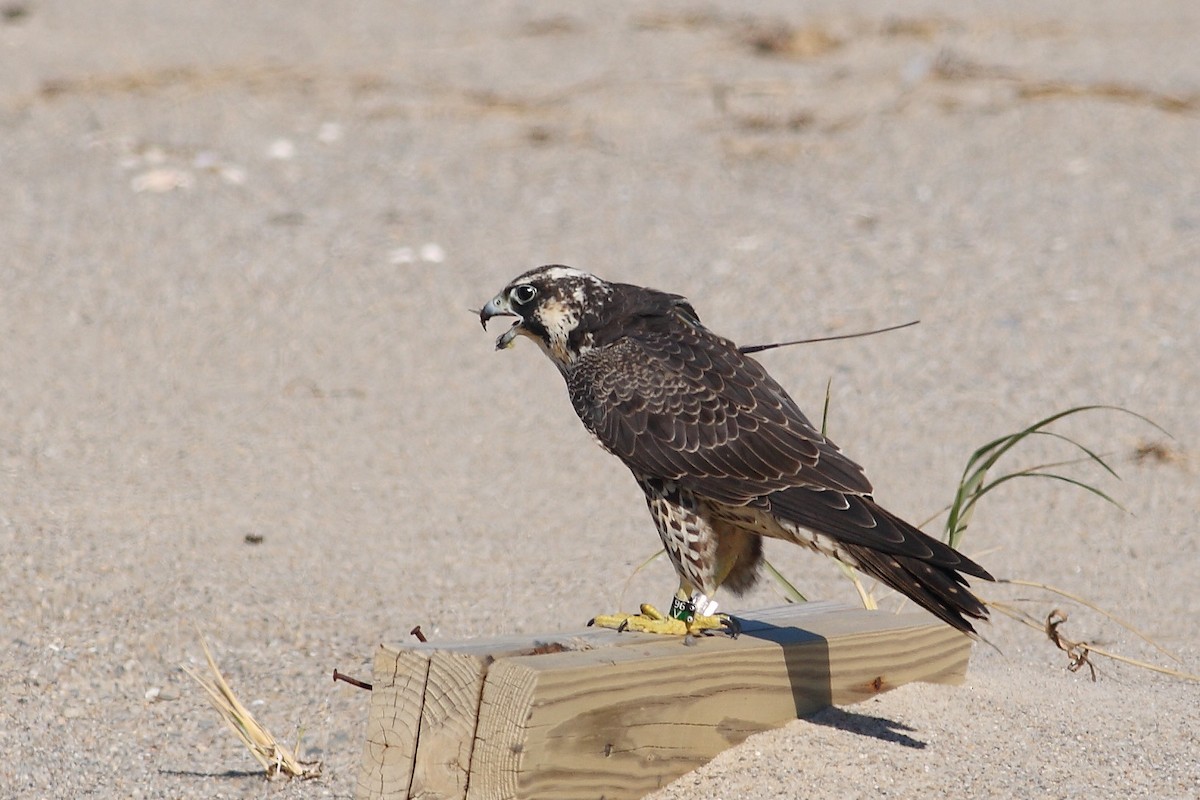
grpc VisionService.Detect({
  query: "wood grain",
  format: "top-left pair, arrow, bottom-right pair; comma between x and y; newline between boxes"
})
358,603 -> 974,800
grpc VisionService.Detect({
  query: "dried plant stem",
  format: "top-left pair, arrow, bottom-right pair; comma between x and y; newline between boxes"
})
183,633 -> 322,780
838,563 -> 877,610
985,601 -> 1200,682
996,578 -> 1182,664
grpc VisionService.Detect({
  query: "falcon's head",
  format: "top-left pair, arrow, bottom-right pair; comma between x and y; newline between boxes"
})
479,266 -> 614,367
479,265 -> 699,369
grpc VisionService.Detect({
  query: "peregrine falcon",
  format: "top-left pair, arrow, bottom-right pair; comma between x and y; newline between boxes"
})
480,266 -> 992,636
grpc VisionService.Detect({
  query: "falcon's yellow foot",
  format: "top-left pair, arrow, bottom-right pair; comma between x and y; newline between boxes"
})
589,602 -> 736,637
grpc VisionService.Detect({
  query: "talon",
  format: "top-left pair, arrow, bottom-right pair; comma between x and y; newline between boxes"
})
639,603 -> 667,622
590,608 -> 690,635
682,611 -> 732,637
589,600 -> 733,637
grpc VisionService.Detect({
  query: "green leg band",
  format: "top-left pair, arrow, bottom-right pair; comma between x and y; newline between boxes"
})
669,595 -> 695,622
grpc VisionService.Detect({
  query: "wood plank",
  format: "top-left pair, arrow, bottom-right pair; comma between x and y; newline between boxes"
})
360,631 -> 617,800
408,651 -> 488,800
358,603 -> 974,800
479,608 -> 969,799
357,647 -> 432,800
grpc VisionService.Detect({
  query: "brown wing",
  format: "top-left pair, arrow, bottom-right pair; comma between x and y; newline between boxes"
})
569,307 -> 874,506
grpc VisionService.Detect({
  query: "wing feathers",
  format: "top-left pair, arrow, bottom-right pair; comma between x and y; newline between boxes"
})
575,324 -> 873,503
521,271 -> 994,634
768,487 -> 993,579
527,271 -> 995,633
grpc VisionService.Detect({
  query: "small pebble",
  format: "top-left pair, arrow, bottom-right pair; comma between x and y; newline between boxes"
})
131,169 -> 193,193
267,138 -> 296,160
419,243 -> 446,263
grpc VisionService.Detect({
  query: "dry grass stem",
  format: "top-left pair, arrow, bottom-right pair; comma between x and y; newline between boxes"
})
985,601 -> 1200,682
183,633 -> 322,780
997,578 -> 1182,664
837,563 -> 877,610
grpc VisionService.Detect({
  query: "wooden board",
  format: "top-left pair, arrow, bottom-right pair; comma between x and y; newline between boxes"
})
357,602 -> 974,800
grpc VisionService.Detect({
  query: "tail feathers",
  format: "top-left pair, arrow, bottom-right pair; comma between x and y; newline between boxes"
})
844,543 -> 990,635
869,500 -> 994,582
767,488 -> 993,581
762,486 -> 993,633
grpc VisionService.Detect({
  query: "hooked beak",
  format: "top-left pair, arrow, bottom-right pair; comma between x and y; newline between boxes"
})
479,294 -> 522,350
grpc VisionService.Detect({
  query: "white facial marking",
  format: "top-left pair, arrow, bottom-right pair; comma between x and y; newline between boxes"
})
501,266 -> 616,368
537,266 -> 592,282
533,296 -> 583,365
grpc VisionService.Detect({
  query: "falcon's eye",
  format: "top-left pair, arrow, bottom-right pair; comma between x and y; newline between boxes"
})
509,284 -> 538,307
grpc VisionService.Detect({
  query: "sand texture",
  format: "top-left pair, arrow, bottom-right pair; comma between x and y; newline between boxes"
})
2,2 -> 1197,798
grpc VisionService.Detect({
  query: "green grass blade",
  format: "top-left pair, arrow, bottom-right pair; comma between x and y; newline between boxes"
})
820,378 -> 832,437
1026,430 -> 1122,479
957,404 -> 1151,498
961,470 -> 1129,523
762,558 -> 808,603
945,405 -> 1162,547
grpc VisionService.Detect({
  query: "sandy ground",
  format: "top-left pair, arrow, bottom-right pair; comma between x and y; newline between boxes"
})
2,1 -> 1198,798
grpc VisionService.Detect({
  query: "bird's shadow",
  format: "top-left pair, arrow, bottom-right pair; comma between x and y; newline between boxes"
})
734,616 -> 928,750
803,705 -> 927,749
